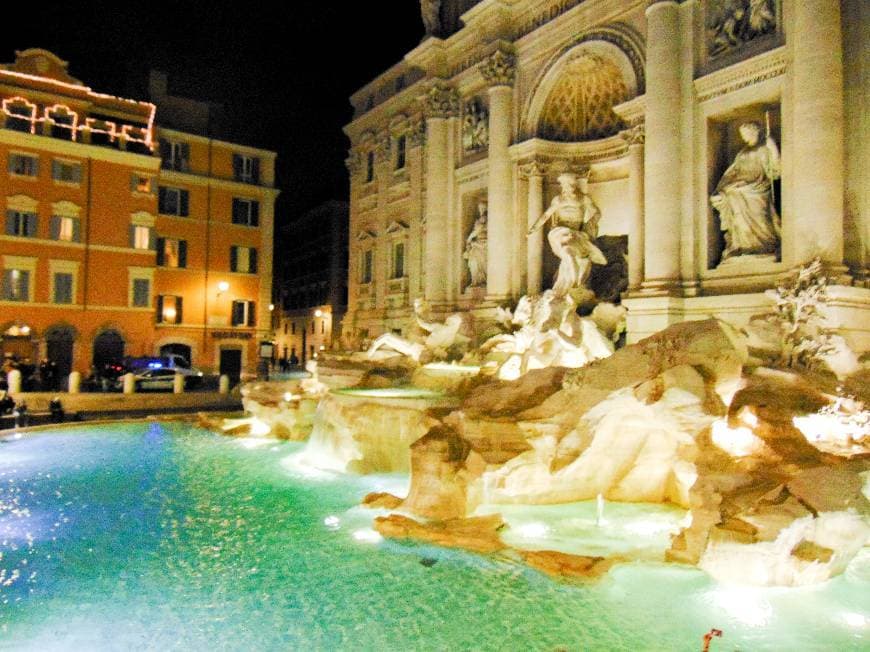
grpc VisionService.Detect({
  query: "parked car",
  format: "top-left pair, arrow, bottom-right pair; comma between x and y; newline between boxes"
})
117,368 -> 177,392
121,355 -> 205,389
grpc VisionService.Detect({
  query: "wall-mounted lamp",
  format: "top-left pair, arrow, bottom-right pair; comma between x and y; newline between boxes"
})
314,309 -> 323,318
217,281 -> 230,298
269,303 -> 275,311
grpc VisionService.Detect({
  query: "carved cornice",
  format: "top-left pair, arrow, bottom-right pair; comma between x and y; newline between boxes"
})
620,124 -> 645,146
694,46 -> 786,103
422,82 -> 460,119
480,48 -> 517,88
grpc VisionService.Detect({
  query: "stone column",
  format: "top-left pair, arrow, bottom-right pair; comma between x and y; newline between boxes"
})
791,0 -> 845,267
521,159 -> 546,295
481,48 -> 517,301
621,125 -> 645,289
642,0 -> 682,291
423,83 -> 459,304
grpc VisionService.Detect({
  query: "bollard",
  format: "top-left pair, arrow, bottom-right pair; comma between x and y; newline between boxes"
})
173,372 -> 184,394
68,371 -> 81,394
7,369 -> 22,394
219,374 -> 230,395
123,372 -> 135,394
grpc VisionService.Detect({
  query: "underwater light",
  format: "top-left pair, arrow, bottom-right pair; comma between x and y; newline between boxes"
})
352,528 -> 382,544
324,515 -> 340,530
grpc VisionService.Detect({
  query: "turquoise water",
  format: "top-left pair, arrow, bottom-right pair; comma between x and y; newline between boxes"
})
0,423 -> 867,651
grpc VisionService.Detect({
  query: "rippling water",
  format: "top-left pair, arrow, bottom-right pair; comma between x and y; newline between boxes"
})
0,423 -> 867,651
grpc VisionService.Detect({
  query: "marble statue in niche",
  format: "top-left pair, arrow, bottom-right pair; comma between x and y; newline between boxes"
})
463,199 -> 488,290
420,0 -> 441,37
707,0 -> 777,58
710,120 -> 781,262
462,99 -> 488,152
528,172 -> 606,303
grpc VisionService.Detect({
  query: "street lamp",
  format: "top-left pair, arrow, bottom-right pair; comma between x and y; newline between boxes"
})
217,281 -> 229,297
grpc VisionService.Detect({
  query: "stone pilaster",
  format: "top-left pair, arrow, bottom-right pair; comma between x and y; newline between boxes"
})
791,0 -> 845,269
520,159 -> 547,295
481,48 -> 517,301
642,0 -> 682,293
621,125 -> 645,290
422,82 -> 459,304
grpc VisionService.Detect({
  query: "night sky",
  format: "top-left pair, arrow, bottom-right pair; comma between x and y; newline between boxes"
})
8,1 -> 424,224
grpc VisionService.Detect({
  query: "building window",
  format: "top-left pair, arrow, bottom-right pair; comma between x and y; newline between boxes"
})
395,135 -> 406,170
291,322 -> 296,335
51,160 -> 82,184
50,215 -> 80,242
52,272 -> 74,304
283,322 -> 287,335
156,295 -> 183,324
391,241 -> 405,279
8,153 -> 38,177
231,300 -> 256,326
361,249 -> 373,284
232,154 -> 260,184
231,198 -> 259,226
5,211 -> 37,237
156,238 -> 187,268
131,278 -> 151,307
159,139 -> 189,171
3,99 -> 37,133
230,246 -> 258,273
1,269 -> 30,302
46,106 -> 76,140
131,173 -> 155,194
365,151 -> 374,183
130,225 -> 154,250
158,186 -> 189,216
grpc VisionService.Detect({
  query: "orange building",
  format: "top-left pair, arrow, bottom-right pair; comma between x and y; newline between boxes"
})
0,50 -> 277,383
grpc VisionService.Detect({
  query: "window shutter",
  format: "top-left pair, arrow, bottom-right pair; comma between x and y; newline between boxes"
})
251,158 -> 260,184
231,198 -> 240,224
156,295 -> 164,323
130,174 -> 137,192
230,246 -> 238,272
251,202 -> 259,227
50,216 -> 61,240
181,143 -> 190,169
232,154 -> 242,180
249,248 -> 258,274
158,186 -> 167,213
73,164 -> 82,184
5,211 -> 15,236
231,301 -> 243,326
52,160 -> 61,180
20,271 -> 29,301
247,301 -> 256,327
129,225 -> 136,248
156,238 -> 165,266
148,228 -> 156,250
31,158 -> 38,176
25,214 -> 37,237
180,190 -> 189,217
159,139 -> 170,168
176,296 -> 183,324
178,240 -> 187,268
72,218 -> 81,242
1,270 -> 11,300
7,157 -> 14,174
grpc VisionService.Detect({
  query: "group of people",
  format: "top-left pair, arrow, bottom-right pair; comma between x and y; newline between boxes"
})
1,355 -> 62,392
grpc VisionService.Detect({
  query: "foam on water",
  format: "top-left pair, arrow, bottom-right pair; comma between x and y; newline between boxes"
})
1,423 -> 867,651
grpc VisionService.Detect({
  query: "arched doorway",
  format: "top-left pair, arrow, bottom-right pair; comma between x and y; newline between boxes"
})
45,324 -> 77,382
159,343 -> 192,366
92,329 -> 125,369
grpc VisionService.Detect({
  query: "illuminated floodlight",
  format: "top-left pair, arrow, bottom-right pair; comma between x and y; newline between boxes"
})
314,309 -> 323,317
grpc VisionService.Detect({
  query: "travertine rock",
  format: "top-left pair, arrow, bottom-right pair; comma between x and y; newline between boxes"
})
361,492 -> 403,510
519,550 -> 615,580
401,425 -> 486,520
373,513 -> 506,554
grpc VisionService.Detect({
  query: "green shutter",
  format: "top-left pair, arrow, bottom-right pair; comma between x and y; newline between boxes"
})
251,201 -> 259,227
180,190 -> 189,217
178,240 -> 188,268
158,186 -> 167,213
156,238 -> 165,266
251,158 -> 260,184
176,296 -> 183,324
72,218 -> 81,242
25,214 -> 37,237
250,248 -> 258,274
156,295 -> 164,323
50,216 -> 61,240
230,246 -> 238,272
247,301 -> 256,326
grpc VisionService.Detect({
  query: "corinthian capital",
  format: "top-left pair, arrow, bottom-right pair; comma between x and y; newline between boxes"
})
374,132 -> 392,162
620,124 -> 645,146
480,48 -> 517,87
345,149 -> 362,174
408,117 -> 426,147
423,82 -> 460,119
519,158 -> 548,179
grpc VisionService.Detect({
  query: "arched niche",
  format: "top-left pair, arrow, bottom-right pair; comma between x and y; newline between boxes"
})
523,28 -> 644,142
